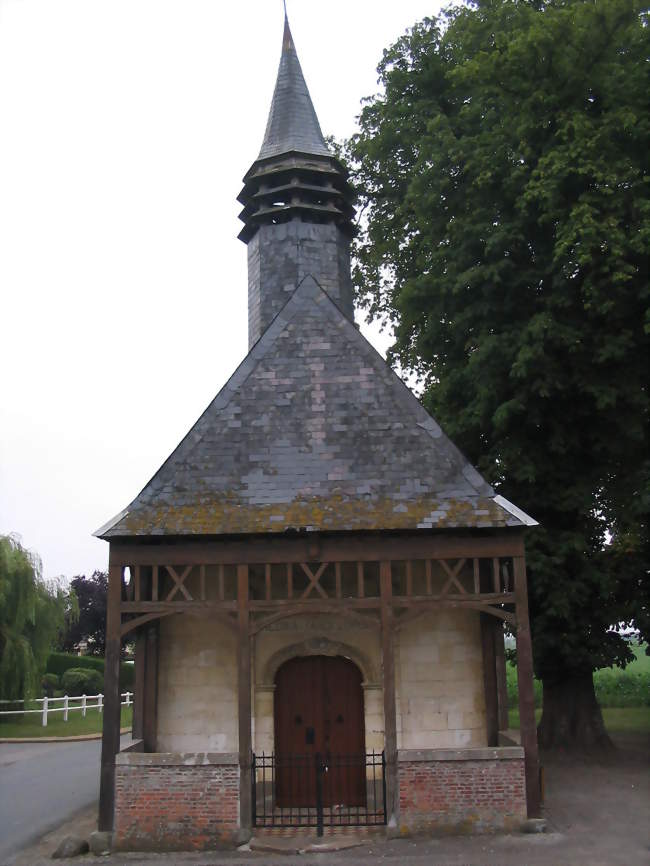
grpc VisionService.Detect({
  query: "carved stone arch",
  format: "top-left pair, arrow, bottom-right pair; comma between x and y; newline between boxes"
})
262,636 -> 378,686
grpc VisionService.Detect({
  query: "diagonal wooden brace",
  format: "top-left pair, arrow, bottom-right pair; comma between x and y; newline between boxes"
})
299,562 -> 329,599
440,558 -> 468,595
166,565 -> 193,601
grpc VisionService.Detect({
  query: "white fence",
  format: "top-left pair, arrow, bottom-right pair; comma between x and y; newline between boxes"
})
0,692 -> 132,727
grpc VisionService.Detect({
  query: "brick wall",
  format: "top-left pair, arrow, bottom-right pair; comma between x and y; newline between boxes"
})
398,748 -> 526,834
114,756 -> 239,851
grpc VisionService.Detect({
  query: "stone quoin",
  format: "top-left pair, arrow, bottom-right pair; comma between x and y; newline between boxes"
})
95,11 -> 540,852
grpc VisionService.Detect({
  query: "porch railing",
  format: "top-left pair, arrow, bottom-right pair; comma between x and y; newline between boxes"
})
252,750 -> 386,836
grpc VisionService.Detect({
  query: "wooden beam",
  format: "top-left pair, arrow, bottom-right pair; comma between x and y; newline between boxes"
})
120,592 -> 514,616
120,600 -> 238,613
480,614 -> 499,747
495,621 -> 509,731
391,592 -> 514,605
513,555 -> 541,817
394,599 -> 515,623
237,564 -> 252,835
248,596 -> 381,611
109,532 -> 526,567
132,627 -> 146,741
165,565 -> 193,601
142,621 -> 159,752
98,563 -> 122,832
120,610 -> 177,637
380,560 -> 398,827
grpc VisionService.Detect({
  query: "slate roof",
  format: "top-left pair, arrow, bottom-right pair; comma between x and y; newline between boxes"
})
96,278 -> 533,539
256,16 -> 330,161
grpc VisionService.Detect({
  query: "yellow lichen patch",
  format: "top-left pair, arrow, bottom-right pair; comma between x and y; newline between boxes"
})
110,494 -> 513,537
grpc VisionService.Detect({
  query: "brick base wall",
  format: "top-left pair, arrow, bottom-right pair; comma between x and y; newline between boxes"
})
398,748 -> 526,834
114,754 -> 239,851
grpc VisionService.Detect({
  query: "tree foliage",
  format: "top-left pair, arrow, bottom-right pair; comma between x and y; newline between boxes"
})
60,571 -> 108,656
348,0 -> 649,745
0,535 -> 73,700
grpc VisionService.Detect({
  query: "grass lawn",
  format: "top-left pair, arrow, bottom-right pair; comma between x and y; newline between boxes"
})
508,706 -> 650,735
0,705 -> 132,739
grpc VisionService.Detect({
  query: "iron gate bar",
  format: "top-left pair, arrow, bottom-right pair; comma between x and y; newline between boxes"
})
252,750 -> 387,835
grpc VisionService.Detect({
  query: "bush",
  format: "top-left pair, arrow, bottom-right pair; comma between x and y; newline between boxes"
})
47,652 -> 134,692
47,652 -> 104,678
41,673 -> 59,697
61,668 -> 104,696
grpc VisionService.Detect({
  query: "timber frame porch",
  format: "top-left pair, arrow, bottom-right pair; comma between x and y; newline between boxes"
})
99,530 -> 540,835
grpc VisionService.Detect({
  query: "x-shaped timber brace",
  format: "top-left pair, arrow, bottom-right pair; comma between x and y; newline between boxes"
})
99,533 -> 540,834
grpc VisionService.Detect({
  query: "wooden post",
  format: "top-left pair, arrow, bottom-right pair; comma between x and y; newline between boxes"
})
142,622 -> 159,753
480,614 -> 499,746
237,564 -> 252,836
513,555 -> 541,817
495,622 -> 509,731
380,561 -> 398,827
98,561 -> 123,832
132,627 -> 146,741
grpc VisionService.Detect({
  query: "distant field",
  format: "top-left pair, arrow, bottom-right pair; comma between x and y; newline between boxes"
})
507,642 -> 649,709
0,705 -> 132,739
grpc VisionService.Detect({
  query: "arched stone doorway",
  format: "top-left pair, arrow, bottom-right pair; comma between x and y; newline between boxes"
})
274,655 -> 366,806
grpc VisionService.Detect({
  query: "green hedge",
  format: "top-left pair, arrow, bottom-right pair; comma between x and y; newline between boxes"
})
120,662 -> 135,690
47,652 -> 104,677
61,668 -> 104,696
46,653 -> 135,691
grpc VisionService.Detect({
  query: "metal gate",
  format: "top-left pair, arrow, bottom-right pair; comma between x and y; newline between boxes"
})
252,751 -> 386,836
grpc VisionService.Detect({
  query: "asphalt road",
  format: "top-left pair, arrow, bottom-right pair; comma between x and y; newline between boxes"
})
0,738 -> 106,864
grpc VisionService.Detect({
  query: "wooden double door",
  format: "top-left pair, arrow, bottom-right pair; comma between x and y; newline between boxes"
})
274,655 -> 366,807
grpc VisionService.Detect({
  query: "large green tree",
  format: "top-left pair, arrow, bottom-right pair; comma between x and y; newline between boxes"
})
0,535 -> 73,700
348,0 -> 649,748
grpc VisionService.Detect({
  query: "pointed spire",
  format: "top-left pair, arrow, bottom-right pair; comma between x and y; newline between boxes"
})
257,14 -> 331,160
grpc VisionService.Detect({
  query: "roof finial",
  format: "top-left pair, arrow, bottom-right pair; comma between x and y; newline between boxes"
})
282,2 -> 294,51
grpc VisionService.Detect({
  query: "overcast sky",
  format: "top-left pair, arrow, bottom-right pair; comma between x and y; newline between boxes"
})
0,0 -> 442,582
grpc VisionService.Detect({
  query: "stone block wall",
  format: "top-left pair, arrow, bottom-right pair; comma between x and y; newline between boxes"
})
154,609 -> 488,757
157,616 -> 237,752
398,748 -> 526,834
113,753 -> 239,851
396,610 -> 487,749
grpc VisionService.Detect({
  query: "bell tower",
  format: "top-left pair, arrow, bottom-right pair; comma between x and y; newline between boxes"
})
238,16 -> 355,348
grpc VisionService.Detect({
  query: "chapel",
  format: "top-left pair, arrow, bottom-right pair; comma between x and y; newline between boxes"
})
96,15 -> 541,850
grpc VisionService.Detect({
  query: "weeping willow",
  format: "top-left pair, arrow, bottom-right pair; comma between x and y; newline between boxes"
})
0,535 -> 73,700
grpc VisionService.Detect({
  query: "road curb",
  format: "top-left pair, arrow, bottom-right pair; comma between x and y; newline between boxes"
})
0,727 -> 132,744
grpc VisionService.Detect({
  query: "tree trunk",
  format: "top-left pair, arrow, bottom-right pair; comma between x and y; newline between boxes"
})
538,672 -> 613,751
